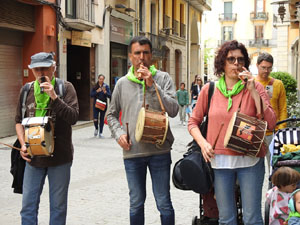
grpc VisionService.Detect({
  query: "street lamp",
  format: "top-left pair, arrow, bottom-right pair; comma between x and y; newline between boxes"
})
271,0 -> 289,23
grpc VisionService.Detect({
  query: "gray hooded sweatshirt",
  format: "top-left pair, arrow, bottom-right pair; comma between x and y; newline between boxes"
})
107,70 -> 179,159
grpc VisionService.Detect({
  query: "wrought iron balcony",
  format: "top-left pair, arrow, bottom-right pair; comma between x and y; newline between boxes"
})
249,39 -> 269,47
163,14 -> 171,29
172,19 -> 179,36
65,0 -> 95,31
148,33 -> 167,50
219,13 -> 237,22
180,23 -> 186,38
250,12 -> 268,21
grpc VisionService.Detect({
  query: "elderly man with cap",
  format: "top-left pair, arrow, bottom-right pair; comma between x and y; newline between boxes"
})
15,52 -> 79,225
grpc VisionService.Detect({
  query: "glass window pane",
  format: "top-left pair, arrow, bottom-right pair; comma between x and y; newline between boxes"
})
256,0 -> 263,12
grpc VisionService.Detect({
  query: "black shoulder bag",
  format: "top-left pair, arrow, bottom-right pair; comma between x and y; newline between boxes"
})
172,82 -> 215,194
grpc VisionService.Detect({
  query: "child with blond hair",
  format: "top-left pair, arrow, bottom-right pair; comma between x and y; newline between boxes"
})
266,167 -> 300,225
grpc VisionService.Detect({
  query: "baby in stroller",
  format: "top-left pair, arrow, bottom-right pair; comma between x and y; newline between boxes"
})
266,167 -> 300,225
286,189 -> 300,224
265,117 -> 300,225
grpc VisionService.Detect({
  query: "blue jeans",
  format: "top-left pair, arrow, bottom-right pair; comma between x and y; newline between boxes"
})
124,153 -> 175,225
214,158 -> 265,225
21,162 -> 72,225
93,107 -> 106,133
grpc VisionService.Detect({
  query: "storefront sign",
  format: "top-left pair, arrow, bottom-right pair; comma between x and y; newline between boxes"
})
71,31 -> 92,47
110,17 -> 133,45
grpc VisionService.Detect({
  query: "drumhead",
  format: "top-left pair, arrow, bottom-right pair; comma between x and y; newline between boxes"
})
224,111 -> 237,147
135,107 -> 146,142
159,112 -> 169,145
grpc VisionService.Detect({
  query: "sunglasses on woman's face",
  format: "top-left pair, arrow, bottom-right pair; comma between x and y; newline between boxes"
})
226,56 -> 245,65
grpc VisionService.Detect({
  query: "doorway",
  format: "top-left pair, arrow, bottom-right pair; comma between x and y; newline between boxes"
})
67,44 -> 91,120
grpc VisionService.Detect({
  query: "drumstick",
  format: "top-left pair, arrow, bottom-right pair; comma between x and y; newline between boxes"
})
0,141 -> 22,151
126,123 -> 130,143
212,123 -> 224,149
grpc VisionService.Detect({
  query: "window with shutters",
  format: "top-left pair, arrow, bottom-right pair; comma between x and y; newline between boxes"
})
255,25 -> 264,41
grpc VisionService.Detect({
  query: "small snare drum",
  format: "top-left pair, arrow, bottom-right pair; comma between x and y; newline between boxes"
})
135,107 -> 168,145
224,112 -> 267,157
22,117 -> 54,157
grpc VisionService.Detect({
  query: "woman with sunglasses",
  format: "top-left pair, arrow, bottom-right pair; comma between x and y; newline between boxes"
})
188,40 -> 276,225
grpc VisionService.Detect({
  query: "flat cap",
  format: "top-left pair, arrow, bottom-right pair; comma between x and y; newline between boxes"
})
28,52 -> 55,69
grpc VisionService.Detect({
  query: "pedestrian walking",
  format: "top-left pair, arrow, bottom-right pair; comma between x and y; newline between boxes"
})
191,75 -> 203,109
255,52 -> 288,168
176,82 -> 189,125
188,40 -> 276,224
107,36 -> 179,225
91,74 -> 111,138
15,52 -> 79,225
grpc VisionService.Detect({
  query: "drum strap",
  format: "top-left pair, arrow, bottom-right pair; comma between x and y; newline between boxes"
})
238,88 -> 265,120
143,81 -> 166,113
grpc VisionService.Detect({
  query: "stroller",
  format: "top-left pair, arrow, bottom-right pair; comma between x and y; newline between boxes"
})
264,117 -> 300,225
192,187 -> 244,225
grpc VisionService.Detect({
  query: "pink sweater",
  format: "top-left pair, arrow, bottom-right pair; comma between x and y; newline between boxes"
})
188,81 -> 276,156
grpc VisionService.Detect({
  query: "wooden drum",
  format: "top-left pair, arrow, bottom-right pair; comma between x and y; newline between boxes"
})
135,107 -> 168,145
224,112 -> 267,157
23,117 -> 54,157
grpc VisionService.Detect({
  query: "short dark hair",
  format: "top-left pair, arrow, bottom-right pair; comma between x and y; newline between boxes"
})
128,36 -> 152,53
180,82 -> 185,87
257,52 -> 273,65
214,40 -> 250,76
271,167 -> 300,188
98,74 -> 105,79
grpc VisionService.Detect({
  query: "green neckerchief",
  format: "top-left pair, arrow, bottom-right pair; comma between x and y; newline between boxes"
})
34,77 -> 56,117
126,65 -> 157,92
287,211 -> 300,221
216,75 -> 245,111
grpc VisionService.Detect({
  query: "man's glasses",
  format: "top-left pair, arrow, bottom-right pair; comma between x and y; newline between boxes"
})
259,66 -> 273,72
226,57 -> 245,65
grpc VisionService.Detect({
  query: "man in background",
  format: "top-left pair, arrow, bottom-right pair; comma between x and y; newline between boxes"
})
256,52 -> 287,167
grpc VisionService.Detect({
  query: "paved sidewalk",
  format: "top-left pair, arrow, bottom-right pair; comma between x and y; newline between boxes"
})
0,116 -> 268,225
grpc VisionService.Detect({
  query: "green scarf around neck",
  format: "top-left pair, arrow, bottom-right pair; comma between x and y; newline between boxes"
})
216,75 -> 244,111
126,65 -> 157,92
34,77 -> 56,117
287,211 -> 300,221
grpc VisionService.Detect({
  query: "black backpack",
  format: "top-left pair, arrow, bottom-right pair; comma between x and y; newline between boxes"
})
172,81 -> 215,194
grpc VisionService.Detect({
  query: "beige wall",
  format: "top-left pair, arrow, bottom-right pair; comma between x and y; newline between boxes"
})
202,0 -> 275,77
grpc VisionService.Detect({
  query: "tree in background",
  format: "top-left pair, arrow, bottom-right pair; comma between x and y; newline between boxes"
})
270,71 -> 300,125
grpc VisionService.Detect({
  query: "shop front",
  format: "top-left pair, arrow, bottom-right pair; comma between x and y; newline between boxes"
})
110,16 -> 133,91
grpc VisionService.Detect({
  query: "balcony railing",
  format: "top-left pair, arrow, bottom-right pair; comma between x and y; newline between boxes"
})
163,14 -> 170,29
172,19 -> 179,36
180,23 -> 186,38
148,33 -> 166,50
250,12 -> 268,21
249,39 -> 269,47
65,0 -> 95,31
219,13 -> 237,22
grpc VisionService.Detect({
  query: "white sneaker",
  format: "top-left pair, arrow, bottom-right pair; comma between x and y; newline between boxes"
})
183,122 -> 186,126
99,133 -> 104,138
94,129 -> 98,137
